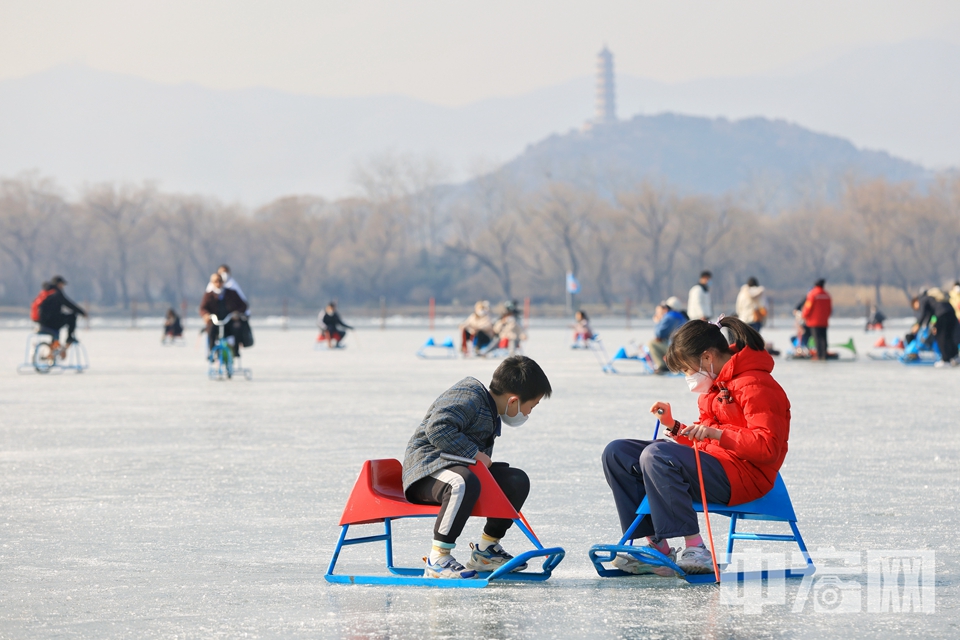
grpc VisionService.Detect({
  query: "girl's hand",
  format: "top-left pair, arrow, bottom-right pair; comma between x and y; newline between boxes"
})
475,452 -> 492,468
681,423 -> 722,442
649,402 -> 673,428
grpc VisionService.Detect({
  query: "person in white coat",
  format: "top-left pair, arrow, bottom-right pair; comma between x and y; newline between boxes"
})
735,277 -> 768,332
687,271 -> 712,322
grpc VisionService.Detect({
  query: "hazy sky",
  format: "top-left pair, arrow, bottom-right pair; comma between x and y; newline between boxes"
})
1,0 -> 958,105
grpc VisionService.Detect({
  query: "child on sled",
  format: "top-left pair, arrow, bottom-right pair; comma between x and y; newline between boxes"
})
602,317 -> 791,575
402,356 -> 552,579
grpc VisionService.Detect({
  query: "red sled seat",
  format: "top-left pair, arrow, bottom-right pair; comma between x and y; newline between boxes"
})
326,458 -> 565,587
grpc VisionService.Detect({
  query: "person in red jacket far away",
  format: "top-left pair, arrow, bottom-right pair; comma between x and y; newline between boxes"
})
801,278 -> 833,361
602,317 -> 791,576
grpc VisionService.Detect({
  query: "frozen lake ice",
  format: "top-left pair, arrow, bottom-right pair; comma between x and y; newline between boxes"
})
1,322 -> 957,638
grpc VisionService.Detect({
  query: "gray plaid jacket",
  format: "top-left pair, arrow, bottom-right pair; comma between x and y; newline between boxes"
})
401,377 -> 501,494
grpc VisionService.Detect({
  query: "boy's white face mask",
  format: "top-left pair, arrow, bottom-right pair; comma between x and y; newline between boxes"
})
500,398 -> 529,427
685,356 -> 716,394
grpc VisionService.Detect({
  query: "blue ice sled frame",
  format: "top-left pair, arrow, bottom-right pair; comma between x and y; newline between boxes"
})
325,515 -> 566,588
325,458 -> 565,587
588,473 -> 814,583
899,327 -> 938,365
17,329 -> 89,374
868,327 -> 939,365
603,345 -> 655,375
603,345 -> 682,376
416,336 -> 458,359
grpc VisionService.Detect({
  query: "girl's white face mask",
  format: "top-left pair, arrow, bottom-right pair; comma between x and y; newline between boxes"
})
500,398 -> 529,427
685,356 -> 716,394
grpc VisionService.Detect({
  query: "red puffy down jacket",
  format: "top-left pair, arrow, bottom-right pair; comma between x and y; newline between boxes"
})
675,346 -> 791,506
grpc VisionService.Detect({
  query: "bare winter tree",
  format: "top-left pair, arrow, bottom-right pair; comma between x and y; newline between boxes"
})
0,174 -> 69,299
844,179 -> 915,304
616,182 -> 686,303
254,195 -> 341,302
526,183 -> 595,306
450,171 -> 525,300
83,183 -> 158,309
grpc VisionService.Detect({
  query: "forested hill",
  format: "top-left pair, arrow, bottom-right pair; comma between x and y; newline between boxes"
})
486,113 -> 932,210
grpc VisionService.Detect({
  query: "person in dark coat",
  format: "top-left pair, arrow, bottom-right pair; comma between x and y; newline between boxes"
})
319,302 -> 353,348
199,273 -> 247,354
38,275 -> 87,344
912,292 -> 959,366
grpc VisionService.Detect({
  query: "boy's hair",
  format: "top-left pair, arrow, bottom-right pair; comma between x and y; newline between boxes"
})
700,270 -> 712,279
664,317 -> 765,373
814,278 -> 825,288
489,355 -> 552,402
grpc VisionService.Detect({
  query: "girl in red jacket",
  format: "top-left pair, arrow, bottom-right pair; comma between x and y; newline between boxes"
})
602,316 -> 790,575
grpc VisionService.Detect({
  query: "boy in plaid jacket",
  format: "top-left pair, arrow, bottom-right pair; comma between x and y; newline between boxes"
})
402,356 -> 552,579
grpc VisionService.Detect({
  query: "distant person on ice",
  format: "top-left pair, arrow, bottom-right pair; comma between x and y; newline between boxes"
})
865,304 -> 886,332
687,271 -> 713,322
646,297 -> 686,374
163,308 -> 183,342
319,301 -> 353,348
207,264 -> 248,309
459,300 -> 495,356
214,264 -> 253,350
402,356 -> 552,579
200,272 -> 247,356
37,275 -> 87,348
602,317 -> 791,576
911,290 -> 959,367
735,277 -> 767,333
573,309 -> 594,344
801,279 -> 832,361
493,300 -> 525,356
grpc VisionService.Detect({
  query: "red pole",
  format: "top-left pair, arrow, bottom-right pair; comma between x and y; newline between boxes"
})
625,298 -> 632,330
180,298 -> 188,330
429,297 -> 435,332
523,297 -> 531,329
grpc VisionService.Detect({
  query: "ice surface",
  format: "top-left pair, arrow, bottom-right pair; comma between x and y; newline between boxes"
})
1,323 -> 957,638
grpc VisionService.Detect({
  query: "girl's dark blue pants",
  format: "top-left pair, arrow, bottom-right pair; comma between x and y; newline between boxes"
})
602,439 -> 731,540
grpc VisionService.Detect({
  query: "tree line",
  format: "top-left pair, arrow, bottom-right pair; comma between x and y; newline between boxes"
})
1,166 -> 958,316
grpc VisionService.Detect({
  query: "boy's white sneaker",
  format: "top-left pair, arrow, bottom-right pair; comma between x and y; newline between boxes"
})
612,548 -> 676,576
423,554 -> 478,579
464,542 -> 528,572
677,545 -> 714,575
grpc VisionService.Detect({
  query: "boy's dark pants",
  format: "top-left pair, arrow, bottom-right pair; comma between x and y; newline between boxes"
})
602,439 -> 730,540
406,462 -> 529,545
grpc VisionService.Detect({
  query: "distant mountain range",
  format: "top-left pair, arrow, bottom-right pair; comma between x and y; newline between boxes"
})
0,38 -> 956,204
483,113 -> 930,210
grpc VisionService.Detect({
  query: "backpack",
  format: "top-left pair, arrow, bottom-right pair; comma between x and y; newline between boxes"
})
30,289 -> 55,322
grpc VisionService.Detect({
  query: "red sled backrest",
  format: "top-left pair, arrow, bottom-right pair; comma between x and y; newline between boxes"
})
339,458 -> 519,526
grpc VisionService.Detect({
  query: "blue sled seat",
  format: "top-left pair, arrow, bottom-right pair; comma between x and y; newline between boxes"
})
589,473 -> 814,583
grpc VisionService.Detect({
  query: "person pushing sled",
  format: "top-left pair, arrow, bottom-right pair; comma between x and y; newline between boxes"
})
402,356 -> 552,579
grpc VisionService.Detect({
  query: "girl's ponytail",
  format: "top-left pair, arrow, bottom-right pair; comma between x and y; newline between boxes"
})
718,316 -> 765,352
665,315 -> 766,372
